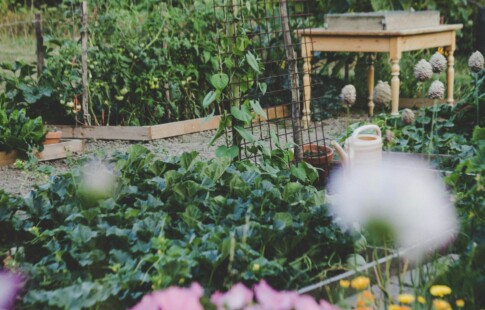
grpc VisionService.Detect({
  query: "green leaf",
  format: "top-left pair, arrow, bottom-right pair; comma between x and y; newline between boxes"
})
209,114 -> 230,146
179,151 -> 199,171
250,100 -> 267,119
246,51 -> 261,73
258,82 -> 267,95
202,91 -> 217,108
210,73 -> 229,90
215,145 -> 239,159
234,126 -> 255,142
231,104 -> 253,124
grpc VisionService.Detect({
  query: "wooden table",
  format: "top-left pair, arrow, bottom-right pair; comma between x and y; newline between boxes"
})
296,24 -> 463,124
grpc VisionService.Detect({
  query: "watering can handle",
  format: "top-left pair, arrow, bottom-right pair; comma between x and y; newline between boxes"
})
352,124 -> 381,137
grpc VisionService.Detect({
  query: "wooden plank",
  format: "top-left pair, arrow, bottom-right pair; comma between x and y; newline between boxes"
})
149,116 -> 221,140
54,105 -> 291,141
55,124 -> 151,141
399,97 -> 452,108
295,24 -> 463,37
311,36 -> 390,53
401,31 -> 454,52
36,139 -> 85,161
0,150 -> 18,166
254,105 -> 290,122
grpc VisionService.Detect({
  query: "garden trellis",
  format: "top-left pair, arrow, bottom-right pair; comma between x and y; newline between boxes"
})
212,0 -> 331,168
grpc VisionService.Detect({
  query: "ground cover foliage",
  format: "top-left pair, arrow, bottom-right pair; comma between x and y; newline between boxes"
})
0,145 -> 353,309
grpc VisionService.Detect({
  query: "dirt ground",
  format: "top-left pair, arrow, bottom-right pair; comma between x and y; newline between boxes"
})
0,113 -> 368,196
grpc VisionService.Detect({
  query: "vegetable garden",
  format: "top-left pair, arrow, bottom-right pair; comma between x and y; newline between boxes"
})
0,0 -> 484,309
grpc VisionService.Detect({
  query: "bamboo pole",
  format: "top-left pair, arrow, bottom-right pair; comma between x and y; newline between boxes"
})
81,1 -> 91,125
34,13 -> 44,75
279,0 -> 303,162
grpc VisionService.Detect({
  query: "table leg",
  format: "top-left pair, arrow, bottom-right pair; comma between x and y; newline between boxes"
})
367,53 -> 376,117
390,58 -> 400,115
302,40 -> 312,129
446,45 -> 455,105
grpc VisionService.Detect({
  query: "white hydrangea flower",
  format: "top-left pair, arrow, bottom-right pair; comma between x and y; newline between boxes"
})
340,84 -> 356,106
414,59 -> 433,81
373,80 -> 391,107
401,108 -> 415,125
428,80 -> 445,100
429,52 -> 447,74
468,51 -> 484,73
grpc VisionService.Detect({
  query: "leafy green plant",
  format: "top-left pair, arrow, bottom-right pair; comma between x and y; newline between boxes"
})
0,95 -> 45,156
0,145 -> 352,309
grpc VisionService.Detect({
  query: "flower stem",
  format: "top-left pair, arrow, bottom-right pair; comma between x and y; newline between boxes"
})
346,105 -> 350,137
420,82 -> 427,153
428,99 -> 438,158
475,73 -> 479,126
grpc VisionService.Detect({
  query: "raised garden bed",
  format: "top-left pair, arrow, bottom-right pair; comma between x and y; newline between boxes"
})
0,139 -> 85,166
54,105 -> 290,141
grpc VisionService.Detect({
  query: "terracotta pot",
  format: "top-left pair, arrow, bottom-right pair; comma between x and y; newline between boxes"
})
302,143 -> 334,166
44,131 -> 62,145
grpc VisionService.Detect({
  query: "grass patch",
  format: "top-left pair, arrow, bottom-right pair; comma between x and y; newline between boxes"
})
0,35 -> 36,64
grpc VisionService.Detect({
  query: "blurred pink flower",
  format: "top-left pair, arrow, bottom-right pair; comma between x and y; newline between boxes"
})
0,271 -> 23,310
293,295 -> 325,310
131,283 -> 204,310
211,283 -> 254,310
254,280 -> 298,310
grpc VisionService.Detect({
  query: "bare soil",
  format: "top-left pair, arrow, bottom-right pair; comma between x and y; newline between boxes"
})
0,113 -> 368,196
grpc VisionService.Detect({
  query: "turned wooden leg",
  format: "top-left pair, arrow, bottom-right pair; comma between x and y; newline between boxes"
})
302,43 -> 312,129
390,58 -> 400,115
367,53 -> 376,117
446,46 -> 455,105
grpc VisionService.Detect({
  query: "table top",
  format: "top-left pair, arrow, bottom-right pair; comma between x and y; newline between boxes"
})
295,24 -> 463,37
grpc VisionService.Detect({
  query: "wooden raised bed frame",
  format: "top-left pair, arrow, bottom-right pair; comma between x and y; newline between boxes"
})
0,140 -> 85,166
55,105 -> 291,141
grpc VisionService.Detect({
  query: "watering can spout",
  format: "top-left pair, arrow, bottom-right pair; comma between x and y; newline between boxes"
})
331,140 -> 348,167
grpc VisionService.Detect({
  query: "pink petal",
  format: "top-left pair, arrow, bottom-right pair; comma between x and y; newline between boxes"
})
0,271 -> 23,310
130,294 -> 159,310
293,295 -> 322,310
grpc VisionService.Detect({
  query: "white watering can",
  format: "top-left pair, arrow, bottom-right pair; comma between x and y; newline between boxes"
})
331,124 -> 383,168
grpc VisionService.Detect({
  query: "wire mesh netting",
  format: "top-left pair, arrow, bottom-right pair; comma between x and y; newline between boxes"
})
212,0 -> 331,173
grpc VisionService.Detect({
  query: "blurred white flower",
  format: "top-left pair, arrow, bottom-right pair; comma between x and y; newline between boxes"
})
78,159 -> 118,205
328,156 -> 458,262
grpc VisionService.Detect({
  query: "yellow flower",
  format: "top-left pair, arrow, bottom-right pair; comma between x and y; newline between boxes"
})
389,305 -> 411,310
398,294 -> 415,304
418,296 -> 426,304
430,285 -> 452,297
361,290 -> 375,302
433,299 -> 452,310
339,279 -> 350,288
351,276 -> 370,290
456,299 -> 465,308
252,263 -> 260,272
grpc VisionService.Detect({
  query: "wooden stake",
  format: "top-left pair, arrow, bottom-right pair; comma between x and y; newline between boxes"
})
81,1 -> 91,125
279,0 -> 303,162
34,13 -> 44,75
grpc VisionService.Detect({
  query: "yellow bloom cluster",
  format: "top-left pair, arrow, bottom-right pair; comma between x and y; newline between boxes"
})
351,276 -> 370,290
398,294 -> 415,304
430,285 -> 452,297
433,299 -> 452,310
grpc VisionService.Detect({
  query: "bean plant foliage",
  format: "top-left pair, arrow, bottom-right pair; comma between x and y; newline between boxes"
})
0,145 -> 352,309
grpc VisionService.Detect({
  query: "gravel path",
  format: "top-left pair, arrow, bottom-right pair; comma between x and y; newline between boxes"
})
0,113 -> 368,196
